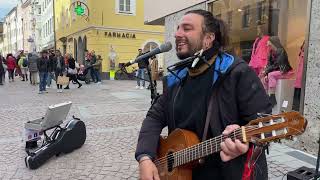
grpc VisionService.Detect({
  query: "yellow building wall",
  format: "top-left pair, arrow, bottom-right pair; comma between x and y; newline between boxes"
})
54,0 -> 164,74
60,30 -> 163,72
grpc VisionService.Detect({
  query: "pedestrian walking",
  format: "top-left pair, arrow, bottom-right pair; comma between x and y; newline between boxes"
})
28,52 -> 39,85
37,51 -> 49,94
6,54 -> 16,82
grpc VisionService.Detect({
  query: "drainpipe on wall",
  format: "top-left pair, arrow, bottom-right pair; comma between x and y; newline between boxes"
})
52,0 -> 56,51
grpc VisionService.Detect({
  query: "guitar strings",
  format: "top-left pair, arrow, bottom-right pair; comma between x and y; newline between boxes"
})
154,125 -> 270,167
154,126 -> 304,167
154,127 -> 253,167
154,126 -> 256,167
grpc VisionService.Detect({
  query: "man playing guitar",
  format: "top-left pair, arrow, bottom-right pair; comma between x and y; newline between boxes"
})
135,9 -> 271,180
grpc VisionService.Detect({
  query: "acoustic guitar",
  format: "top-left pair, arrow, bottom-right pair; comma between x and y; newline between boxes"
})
155,111 -> 307,180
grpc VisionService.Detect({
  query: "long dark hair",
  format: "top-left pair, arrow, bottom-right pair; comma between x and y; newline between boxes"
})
185,9 -> 229,50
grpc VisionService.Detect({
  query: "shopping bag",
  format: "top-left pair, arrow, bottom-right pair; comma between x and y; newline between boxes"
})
57,75 -> 69,85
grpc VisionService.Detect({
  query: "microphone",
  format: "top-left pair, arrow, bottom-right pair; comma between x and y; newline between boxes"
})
124,42 -> 172,67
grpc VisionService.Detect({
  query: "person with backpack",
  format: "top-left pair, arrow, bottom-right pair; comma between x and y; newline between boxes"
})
28,52 -> 39,85
18,52 -> 29,81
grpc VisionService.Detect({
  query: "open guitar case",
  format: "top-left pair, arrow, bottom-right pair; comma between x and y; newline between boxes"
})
25,116 -> 86,169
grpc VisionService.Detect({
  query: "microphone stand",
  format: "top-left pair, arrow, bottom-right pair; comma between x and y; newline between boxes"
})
145,59 -> 158,105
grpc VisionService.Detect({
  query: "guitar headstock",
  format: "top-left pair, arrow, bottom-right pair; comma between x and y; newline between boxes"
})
244,111 -> 307,144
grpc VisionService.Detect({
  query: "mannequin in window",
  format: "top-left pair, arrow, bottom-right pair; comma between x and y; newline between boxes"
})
249,25 -> 270,75
293,41 -> 305,111
261,36 -> 293,106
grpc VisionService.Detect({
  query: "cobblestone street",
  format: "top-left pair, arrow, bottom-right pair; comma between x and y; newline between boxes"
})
0,80 -> 317,180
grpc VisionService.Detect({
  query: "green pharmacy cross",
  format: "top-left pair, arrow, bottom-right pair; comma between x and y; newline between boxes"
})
75,5 -> 84,16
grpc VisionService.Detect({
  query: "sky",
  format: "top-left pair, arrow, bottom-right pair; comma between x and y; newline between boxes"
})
0,0 -> 19,21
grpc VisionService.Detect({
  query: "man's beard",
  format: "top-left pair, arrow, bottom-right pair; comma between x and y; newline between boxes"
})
176,38 -> 203,60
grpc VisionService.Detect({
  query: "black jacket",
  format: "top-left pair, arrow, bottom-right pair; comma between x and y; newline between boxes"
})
137,52 -> 148,69
68,58 -> 76,69
265,48 -> 292,74
53,56 -> 65,74
0,56 -> 4,73
37,57 -> 49,73
135,52 -> 271,180
47,55 -> 55,72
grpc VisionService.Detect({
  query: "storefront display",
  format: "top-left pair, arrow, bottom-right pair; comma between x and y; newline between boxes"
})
207,0 -> 308,111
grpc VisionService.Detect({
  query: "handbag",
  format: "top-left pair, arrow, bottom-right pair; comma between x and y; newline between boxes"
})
67,68 -> 77,75
57,75 -> 69,85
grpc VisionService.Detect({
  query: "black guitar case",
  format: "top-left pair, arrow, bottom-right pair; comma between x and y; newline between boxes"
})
25,119 -> 86,169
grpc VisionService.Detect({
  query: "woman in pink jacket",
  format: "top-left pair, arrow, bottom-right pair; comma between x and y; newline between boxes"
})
249,36 -> 270,75
249,26 -> 270,75
6,54 -> 16,82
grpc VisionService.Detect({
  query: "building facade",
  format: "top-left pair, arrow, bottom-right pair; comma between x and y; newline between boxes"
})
16,0 -> 34,53
146,0 -> 319,156
36,0 -> 54,51
54,0 -> 164,77
3,7 -> 18,55
2,0 -> 55,55
0,22 -> 3,56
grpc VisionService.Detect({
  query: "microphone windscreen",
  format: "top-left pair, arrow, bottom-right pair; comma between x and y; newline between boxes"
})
159,42 -> 172,53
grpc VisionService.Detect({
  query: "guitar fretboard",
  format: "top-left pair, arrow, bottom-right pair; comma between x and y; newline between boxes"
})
169,128 -> 243,168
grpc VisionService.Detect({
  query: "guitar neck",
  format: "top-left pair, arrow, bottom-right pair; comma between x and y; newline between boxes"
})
156,112 -> 307,169
170,128 -> 244,168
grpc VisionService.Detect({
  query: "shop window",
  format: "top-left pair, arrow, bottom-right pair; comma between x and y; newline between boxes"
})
257,1 -> 267,25
207,0 -> 309,112
242,6 -> 250,28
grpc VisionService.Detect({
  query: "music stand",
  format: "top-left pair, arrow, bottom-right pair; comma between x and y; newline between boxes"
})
24,102 -> 72,149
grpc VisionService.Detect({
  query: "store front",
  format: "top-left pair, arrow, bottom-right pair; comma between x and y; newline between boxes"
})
207,0 -> 308,67
206,0 -> 309,113
56,27 -> 163,79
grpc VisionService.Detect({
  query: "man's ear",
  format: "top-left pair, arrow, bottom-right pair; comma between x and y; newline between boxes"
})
207,33 -> 215,45
204,33 -> 215,49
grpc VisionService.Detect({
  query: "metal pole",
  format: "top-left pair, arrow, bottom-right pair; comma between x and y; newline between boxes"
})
315,133 -> 320,180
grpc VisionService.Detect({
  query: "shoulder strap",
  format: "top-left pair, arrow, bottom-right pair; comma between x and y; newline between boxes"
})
202,92 -> 215,141
202,55 -> 244,141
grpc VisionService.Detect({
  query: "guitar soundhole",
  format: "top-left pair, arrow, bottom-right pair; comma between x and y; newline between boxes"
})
167,152 -> 174,172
